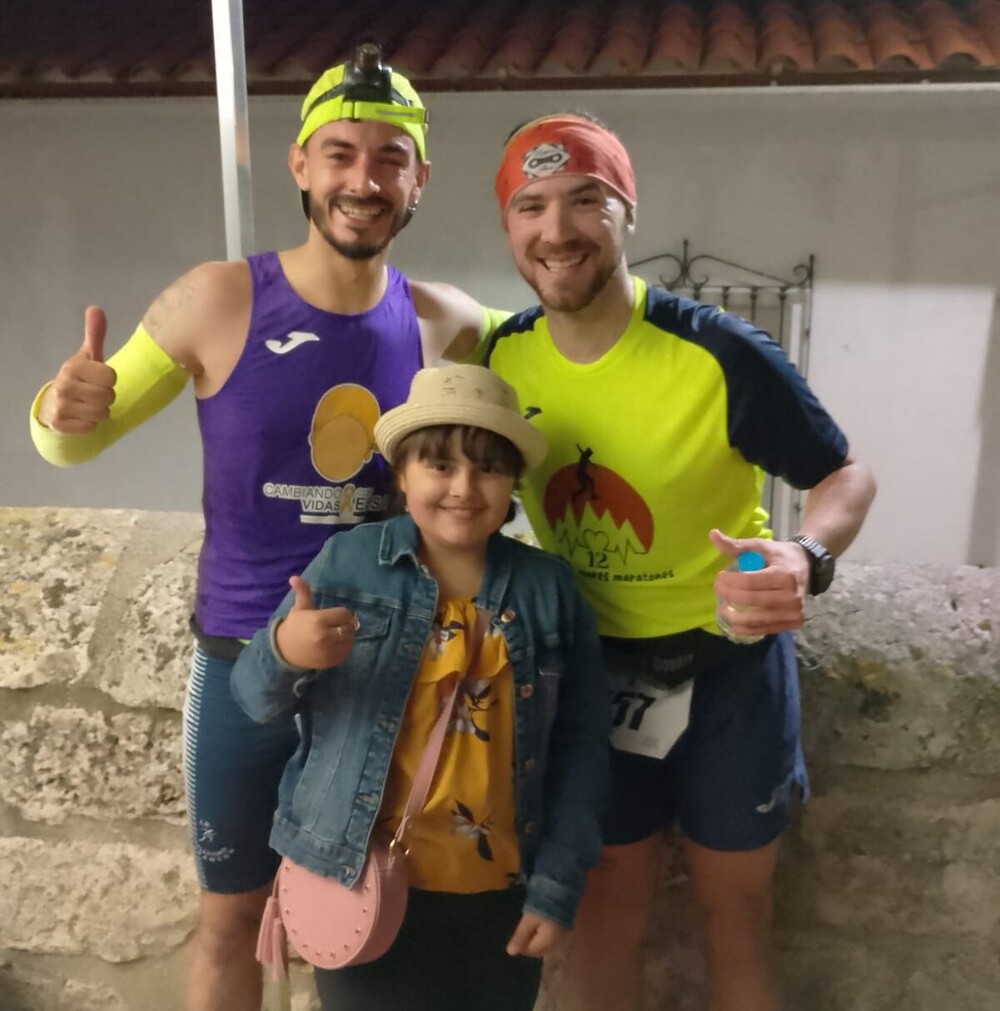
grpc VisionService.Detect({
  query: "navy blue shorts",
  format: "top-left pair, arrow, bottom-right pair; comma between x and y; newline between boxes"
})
602,632 -> 807,851
182,644 -> 300,893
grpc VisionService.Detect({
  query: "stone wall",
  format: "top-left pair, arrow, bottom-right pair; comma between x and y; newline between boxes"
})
1,508 -> 997,1011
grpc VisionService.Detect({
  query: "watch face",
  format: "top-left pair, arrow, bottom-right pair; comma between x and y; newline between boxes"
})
793,536 -> 835,595
812,552 -> 835,594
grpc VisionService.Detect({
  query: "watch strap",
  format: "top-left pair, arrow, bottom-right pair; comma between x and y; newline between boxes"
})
790,534 -> 835,595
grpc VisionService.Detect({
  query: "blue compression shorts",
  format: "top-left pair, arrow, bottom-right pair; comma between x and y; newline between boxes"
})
602,631 -> 807,850
182,643 -> 299,892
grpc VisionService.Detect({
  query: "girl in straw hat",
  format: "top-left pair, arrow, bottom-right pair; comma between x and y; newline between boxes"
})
231,364 -> 609,1010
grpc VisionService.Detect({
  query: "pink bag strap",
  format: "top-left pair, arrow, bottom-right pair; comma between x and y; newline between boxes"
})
393,607 -> 491,847
257,607 -> 491,983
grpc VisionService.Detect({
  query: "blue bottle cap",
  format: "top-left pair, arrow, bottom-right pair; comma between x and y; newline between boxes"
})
737,550 -> 766,572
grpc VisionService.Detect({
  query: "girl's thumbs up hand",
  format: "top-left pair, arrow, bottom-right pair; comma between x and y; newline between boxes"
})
273,576 -> 359,671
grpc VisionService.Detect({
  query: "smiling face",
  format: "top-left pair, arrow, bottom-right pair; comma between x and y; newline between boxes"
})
504,173 -> 630,313
396,429 -> 519,563
289,119 -> 430,260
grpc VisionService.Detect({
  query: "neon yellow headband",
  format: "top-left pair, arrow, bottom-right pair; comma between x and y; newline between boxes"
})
296,62 -> 428,160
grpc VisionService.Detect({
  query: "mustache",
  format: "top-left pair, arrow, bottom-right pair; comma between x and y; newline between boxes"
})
536,240 -> 593,255
333,196 -> 392,211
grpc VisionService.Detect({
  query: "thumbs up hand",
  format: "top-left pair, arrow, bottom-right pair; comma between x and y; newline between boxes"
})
37,306 -> 117,433
81,305 -> 107,362
273,575 -> 358,670
709,528 -> 808,635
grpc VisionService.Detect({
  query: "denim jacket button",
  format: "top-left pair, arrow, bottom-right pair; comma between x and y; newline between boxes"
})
524,757 -> 537,772
524,821 -> 537,835
519,684 -> 534,699
500,609 -> 516,623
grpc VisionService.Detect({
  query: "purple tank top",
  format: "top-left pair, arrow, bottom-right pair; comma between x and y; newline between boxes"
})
195,252 -> 423,637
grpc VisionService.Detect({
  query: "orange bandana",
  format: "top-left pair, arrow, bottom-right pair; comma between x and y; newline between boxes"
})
495,115 -> 637,219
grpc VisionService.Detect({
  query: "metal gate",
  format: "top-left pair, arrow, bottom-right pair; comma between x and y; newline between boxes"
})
629,241 -> 816,539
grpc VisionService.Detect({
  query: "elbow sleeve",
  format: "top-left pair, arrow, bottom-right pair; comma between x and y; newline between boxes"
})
29,325 -> 189,467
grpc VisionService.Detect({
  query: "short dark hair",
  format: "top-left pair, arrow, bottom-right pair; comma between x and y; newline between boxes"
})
388,424 -> 524,522
394,424 -> 525,477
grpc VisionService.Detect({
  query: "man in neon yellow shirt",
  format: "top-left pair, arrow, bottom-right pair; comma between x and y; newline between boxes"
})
487,114 -> 876,1011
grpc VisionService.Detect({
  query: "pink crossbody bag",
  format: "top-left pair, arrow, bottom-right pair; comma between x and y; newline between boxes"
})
257,609 -> 489,977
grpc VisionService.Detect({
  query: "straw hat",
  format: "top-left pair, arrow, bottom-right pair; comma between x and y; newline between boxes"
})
374,365 -> 547,470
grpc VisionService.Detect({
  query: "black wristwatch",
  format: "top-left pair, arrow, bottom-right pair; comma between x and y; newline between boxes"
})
790,535 -> 836,595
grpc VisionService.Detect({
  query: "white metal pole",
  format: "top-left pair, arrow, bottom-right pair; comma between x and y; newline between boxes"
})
211,0 -> 256,260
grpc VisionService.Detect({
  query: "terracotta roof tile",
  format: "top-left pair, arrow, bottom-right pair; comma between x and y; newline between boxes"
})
590,3 -> 651,74
704,1 -> 760,72
971,0 -> 1000,50
432,32 -> 495,79
589,25 -> 650,76
393,4 -> 475,76
970,2 -> 1000,67
916,0 -> 997,65
482,2 -> 564,77
810,1 -> 875,71
430,1 -> 521,78
2,0 -> 998,97
758,1 -> 813,71
647,2 -> 704,74
536,5 -> 608,76
703,29 -> 757,74
865,0 -> 936,69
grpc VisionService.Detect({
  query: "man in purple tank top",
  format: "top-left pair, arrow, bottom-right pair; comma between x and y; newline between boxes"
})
29,45 -> 508,1011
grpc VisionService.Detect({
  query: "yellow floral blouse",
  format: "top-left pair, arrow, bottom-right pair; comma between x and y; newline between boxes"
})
378,598 -> 520,893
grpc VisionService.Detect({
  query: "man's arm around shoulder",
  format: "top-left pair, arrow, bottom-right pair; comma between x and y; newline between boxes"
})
410,280 -> 511,365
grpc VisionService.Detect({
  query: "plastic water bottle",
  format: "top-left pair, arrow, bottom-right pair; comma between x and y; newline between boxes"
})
717,550 -> 765,644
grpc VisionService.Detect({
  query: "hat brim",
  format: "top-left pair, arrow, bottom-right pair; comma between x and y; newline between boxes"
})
374,402 -> 547,471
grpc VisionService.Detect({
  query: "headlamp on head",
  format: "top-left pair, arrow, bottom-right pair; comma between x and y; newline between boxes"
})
296,43 -> 428,160
341,42 -> 395,103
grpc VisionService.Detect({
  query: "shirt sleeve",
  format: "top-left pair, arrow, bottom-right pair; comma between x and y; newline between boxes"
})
456,305 -> 514,365
700,308 -> 849,489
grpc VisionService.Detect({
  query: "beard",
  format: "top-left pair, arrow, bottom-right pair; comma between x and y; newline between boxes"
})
521,250 -> 619,313
308,194 -> 409,261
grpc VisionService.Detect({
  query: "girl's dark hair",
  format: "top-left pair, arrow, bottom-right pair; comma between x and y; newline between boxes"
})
388,424 -> 525,522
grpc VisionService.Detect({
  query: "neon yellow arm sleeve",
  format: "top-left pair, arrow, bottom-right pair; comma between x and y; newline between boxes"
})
29,325 -> 189,467
457,305 -> 513,365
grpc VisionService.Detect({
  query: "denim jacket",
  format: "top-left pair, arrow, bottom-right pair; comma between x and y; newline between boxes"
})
231,515 -> 609,930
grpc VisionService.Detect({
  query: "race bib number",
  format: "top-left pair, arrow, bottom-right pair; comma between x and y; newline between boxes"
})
609,672 -> 693,760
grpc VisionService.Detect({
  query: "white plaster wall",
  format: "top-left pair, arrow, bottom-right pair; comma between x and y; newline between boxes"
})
3,87 -> 998,565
